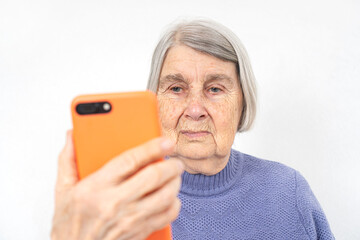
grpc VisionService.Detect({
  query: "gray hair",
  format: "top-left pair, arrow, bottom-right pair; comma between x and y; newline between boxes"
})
147,19 -> 257,132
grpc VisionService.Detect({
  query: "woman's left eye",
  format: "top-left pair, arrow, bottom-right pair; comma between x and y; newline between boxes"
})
209,87 -> 222,93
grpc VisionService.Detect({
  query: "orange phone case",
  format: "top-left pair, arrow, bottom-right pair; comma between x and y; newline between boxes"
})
71,91 -> 172,240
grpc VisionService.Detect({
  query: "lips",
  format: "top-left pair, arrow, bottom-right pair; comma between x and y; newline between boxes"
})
180,130 -> 210,138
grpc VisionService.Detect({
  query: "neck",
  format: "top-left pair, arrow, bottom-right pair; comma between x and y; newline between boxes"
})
170,151 -> 231,176
179,149 -> 244,196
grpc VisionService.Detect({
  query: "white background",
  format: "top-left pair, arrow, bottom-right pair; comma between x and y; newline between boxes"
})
1,0 -> 359,239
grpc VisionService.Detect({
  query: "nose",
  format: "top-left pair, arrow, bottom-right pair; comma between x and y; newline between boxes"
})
184,94 -> 208,121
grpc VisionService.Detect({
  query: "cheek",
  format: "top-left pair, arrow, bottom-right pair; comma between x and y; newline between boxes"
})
209,99 -> 240,134
158,98 -> 184,129
208,102 -> 239,153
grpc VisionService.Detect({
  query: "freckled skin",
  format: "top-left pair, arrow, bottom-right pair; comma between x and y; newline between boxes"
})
157,45 -> 243,175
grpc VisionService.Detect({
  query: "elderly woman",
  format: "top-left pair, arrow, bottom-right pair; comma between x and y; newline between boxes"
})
52,19 -> 334,239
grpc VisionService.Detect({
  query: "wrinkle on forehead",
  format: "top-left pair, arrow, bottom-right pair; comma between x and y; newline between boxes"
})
159,45 -> 238,83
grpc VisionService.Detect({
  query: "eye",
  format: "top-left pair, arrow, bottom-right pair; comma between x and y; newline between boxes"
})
209,87 -> 222,93
170,86 -> 182,93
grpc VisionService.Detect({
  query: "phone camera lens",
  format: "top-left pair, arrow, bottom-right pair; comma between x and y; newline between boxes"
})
103,103 -> 111,111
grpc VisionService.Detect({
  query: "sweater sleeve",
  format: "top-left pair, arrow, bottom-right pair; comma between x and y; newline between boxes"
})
295,171 -> 335,240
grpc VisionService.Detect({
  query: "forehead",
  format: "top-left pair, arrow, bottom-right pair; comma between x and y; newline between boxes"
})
160,45 -> 238,83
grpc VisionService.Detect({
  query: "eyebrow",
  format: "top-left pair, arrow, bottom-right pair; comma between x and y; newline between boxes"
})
159,74 -> 186,88
158,73 -> 236,88
205,74 -> 235,87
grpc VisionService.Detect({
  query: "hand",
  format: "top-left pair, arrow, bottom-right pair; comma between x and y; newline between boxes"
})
51,130 -> 184,240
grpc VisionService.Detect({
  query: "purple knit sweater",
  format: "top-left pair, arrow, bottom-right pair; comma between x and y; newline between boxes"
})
171,149 -> 334,239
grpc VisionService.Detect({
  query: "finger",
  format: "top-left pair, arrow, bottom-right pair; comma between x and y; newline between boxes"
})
115,159 -> 183,203
94,137 -> 176,184
146,198 -> 181,233
95,177 -> 180,240
104,199 -> 181,240
134,176 -> 181,217
55,130 -> 79,192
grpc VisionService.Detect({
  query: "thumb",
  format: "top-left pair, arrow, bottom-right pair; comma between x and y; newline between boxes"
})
55,130 -> 79,193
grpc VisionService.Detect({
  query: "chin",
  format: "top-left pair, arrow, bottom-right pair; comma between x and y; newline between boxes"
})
175,141 -> 216,160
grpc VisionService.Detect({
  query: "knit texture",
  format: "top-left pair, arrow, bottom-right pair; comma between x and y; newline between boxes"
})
171,149 -> 334,240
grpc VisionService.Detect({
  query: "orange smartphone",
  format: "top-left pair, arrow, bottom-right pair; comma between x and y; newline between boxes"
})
71,91 -> 172,240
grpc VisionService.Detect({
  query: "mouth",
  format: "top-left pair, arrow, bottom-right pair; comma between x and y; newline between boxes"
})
180,130 -> 210,139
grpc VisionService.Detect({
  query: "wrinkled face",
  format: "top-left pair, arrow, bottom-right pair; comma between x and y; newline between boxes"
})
157,45 -> 243,175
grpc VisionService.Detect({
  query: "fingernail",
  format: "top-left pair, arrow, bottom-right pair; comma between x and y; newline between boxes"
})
161,138 -> 174,151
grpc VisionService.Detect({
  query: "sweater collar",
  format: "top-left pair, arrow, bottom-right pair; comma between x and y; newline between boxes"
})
180,149 -> 244,197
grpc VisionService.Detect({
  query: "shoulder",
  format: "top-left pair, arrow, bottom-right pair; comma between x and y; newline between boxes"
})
294,170 -> 335,239
233,149 -> 297,187
232,149 -> 335,239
